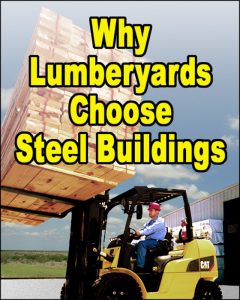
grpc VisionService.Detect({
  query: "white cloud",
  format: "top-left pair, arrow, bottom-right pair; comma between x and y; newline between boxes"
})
1,88 -> 14,111
63,214 -> 72,220
131,217 -> 149,229
229,116 -> 239,131
221,134 -> 239,148
172,184 -> 209,201
110,205 -> 123,214
107,216 -> 123,225
24,228 -> 58,237
24,231 -> 40,237
220,116 -> 239,149
1,222 -> 31,229
136,164 -> 199,181
42,228 -> 58,236
147,183 -> 156,188
109,193 -> 119,199
161,203 -> 178,214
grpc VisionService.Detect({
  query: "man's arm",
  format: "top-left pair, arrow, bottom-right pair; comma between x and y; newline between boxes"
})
136,221 -> 148,236
136,220 -> 150,236
139,218 -> 165,237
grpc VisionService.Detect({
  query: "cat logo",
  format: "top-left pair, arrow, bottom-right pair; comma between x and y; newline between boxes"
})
200,256 -> 214,271
200,260 -> 210,270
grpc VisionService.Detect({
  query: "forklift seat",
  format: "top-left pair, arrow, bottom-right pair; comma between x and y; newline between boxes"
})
154,255 -> 171,272
147,239 -> 170,258
154,252 -> 184,273
147,228 -> 174,259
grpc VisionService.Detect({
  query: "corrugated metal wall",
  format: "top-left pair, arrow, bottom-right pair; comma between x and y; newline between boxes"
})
164,182 -> 239,227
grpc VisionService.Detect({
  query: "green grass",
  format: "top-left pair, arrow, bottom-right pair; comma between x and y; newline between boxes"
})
2,263 -> 66,278
1,250 -> 67,278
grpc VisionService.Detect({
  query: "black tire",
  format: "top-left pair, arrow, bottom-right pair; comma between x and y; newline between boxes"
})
92,273 -> 143,300
194,280 -> 222,300
60,283 -> 65,300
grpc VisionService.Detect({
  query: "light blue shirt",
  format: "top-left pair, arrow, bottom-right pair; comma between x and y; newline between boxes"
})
139,216 -> 166,240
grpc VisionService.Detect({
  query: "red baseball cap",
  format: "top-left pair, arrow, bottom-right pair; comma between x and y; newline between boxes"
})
148,202 -> 160,211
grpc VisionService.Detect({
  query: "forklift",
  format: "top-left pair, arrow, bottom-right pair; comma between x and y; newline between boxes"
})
61,186 -> 222,299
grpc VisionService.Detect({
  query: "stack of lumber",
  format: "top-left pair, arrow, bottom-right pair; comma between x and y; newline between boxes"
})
1,7 -> 141,225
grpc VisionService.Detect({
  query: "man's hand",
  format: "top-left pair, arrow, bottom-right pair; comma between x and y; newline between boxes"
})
135,230 -> 141,236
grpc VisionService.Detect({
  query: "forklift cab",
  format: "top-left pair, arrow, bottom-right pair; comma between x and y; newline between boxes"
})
99,187 -> 192,274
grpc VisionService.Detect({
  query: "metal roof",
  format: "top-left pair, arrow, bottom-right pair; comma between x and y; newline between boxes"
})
110,186 -> 187,205
164,182 -> 239,227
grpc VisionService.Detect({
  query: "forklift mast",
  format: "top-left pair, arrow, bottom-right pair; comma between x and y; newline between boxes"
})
64,195 -> 108,299
1,185 -> 108,300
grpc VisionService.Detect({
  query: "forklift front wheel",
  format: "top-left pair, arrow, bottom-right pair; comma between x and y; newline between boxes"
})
194,280 -> 222,300
60,283 -> 65,300
92,273 -> 143,300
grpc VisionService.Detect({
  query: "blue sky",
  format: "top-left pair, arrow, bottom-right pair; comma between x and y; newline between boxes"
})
1,1 -> 239,250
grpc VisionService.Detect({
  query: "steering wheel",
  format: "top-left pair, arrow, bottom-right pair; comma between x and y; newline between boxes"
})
129,227 -> 141,240
115,228 -> 136,240
129,227 -> 136,235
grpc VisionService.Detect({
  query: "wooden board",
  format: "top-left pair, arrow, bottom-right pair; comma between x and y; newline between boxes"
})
1,209 -> 48,226
1,7 -> 141,225
2,161 -> 116,200
1,188 -> 73,225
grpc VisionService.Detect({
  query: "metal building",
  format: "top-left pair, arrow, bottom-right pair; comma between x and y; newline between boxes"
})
164,182 -> 239,285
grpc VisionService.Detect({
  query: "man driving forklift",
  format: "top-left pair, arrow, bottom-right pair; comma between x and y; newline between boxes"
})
61,186 -> 222,299
135,202 -> 166,272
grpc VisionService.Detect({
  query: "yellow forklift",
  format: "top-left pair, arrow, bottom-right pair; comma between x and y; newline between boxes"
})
61,186 -> 222,299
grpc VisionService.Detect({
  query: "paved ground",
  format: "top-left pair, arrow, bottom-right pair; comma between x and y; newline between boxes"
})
1,279 -> 65,299
1,279 -> 239,299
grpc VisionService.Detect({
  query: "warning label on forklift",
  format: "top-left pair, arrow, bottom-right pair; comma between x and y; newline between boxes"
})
15,17 -> 227,172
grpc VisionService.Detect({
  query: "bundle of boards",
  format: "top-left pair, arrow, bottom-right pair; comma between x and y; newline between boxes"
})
1,7 -> 141,225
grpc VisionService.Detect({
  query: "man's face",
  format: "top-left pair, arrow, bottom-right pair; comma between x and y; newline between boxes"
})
148,208 -> 159,219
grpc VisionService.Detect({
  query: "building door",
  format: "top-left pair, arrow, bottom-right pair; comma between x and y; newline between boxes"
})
224,198 -> 239,285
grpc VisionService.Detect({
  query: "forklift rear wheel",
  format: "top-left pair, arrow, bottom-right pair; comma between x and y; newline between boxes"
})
60,283 -> 65,300
93,273 -> 142,299
194,280 -> 222,299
